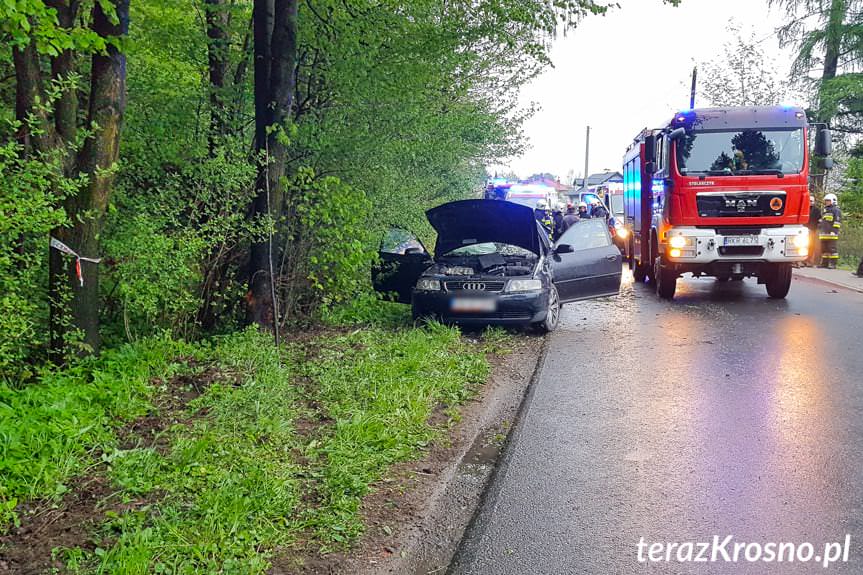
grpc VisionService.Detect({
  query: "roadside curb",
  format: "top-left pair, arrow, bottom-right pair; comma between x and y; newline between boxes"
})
794,269 -> 863,294
444,335 -> 552,574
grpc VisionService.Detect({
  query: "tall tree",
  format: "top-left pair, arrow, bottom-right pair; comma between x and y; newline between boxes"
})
11,0 -> 131,355
699,25 -> 789,107
247,0 -> 298,330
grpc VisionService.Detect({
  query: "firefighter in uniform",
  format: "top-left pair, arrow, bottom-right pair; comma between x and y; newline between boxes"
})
819,193 -> 841,268
534,199 -> 554,242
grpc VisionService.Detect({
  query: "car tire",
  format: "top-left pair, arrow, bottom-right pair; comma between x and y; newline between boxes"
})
765,263 -> 792,299
654,256 -> 677,300
534,285 -> 560,333
716,275 -> 730,282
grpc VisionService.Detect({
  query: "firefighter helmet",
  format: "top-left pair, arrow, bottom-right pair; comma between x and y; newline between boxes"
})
536,199 -> 548,210
824,193 -> 838,204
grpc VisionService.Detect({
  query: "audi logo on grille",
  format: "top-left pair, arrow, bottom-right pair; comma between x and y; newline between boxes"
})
463,282 -> 486,291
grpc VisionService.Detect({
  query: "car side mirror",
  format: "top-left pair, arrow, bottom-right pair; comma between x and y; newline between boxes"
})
405,247 -> 424,255
555,244 -> 574,254
815,127 -> 832,157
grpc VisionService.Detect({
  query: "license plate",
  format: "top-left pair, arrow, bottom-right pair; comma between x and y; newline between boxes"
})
450,298 -> 497,313
723,236 -> 760,246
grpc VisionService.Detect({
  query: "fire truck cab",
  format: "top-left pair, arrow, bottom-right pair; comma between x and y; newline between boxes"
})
623,105 -> 832,299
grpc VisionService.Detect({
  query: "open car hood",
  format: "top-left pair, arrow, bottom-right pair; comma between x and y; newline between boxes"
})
426,199 -> 544,256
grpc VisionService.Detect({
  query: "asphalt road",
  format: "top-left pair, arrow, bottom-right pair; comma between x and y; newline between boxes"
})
449,272 -> 863,574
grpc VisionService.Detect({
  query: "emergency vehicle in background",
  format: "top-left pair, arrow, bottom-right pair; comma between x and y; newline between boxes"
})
623,105 -> 832,299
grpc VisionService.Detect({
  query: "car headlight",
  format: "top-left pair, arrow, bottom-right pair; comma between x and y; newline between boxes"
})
415,278 -> 441,291
505,279 -> 543,293
616,226 -> 630,240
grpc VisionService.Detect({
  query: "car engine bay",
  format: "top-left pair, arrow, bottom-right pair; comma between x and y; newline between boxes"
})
432,253 -> 537,277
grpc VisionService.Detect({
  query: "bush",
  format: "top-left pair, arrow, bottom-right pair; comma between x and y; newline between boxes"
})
0,141 -> 78,378
840,218 -> 863,269
277,168 -> 378,321
104,146 -> 258,340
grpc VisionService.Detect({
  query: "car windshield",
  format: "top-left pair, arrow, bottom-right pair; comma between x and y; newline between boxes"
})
676,128 -> 804,175
442,242 -> 534,258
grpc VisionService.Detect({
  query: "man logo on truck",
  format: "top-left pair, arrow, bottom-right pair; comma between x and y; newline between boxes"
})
727,199 -> 758,211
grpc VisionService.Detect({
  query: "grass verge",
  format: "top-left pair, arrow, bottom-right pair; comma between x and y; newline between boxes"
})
2,301 -> 503,573
0,337 -> 198,530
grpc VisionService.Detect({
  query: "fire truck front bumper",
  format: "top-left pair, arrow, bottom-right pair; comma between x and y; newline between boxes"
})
662,226 -> 810,266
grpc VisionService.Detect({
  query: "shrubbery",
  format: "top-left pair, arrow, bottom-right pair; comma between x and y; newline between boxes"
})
0,141 -> 79,378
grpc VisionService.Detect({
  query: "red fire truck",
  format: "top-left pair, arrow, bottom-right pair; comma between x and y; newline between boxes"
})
623,106 -> 832,299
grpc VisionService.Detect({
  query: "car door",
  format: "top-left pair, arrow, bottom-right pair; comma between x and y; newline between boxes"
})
372,228 -> 433,303
551,219 -> 622,303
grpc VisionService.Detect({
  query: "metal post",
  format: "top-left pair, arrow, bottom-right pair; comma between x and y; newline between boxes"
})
583,126 -> 590,195
690,66 -> 697,110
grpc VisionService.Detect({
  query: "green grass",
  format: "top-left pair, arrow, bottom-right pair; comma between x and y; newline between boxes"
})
299,321 -> 489,547
839,218 -> 863,269
1,303 -> 494,573
0,337 -> 199,530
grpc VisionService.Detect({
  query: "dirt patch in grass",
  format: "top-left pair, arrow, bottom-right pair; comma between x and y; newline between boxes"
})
0,361 -> 233,575
269,334 -> 543,575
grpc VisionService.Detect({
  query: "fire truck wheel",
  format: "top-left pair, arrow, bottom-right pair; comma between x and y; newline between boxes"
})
654,257 -> 677,300
765,263 -> 792,299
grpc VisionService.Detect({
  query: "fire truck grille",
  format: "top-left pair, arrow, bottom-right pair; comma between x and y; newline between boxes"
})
696,193 -> 787,218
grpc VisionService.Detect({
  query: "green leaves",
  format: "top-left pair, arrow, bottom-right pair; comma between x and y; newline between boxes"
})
0,0 -> 118,56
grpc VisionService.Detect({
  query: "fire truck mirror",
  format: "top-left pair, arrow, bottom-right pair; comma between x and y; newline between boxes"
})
644,135 -> 656,163
645,161 -> 656,174
823,157 -> 834,170
667,127 -> 686,141
815,128 -> 832,157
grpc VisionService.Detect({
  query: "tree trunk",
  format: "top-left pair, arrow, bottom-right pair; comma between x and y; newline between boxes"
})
56,0 -> 130,355
247,0 -> 297,330
12,40 -> 57,154
205,0 -> 231,151
814,0 -> 845,196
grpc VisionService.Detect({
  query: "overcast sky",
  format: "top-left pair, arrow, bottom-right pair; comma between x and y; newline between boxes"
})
499,0 -> 799,182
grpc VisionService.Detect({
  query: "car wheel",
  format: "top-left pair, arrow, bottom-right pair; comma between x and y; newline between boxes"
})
655,256 -> 677,300
534,285 -> 560,333
765,263 -> 792,299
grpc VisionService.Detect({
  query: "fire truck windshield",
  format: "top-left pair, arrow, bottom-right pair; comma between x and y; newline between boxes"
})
675,128 -> 804,176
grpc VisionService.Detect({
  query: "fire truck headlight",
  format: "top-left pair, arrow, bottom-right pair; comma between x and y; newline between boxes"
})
786,232 -> 809,257
668,235 -> 694,249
